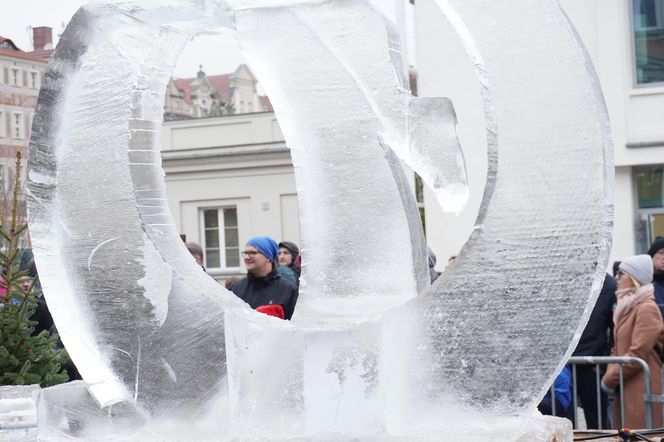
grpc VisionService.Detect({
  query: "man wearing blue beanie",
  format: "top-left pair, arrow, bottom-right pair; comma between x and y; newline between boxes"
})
228,235 -> 299,320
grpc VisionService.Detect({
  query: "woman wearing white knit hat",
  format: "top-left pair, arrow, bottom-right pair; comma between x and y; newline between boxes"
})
601,254 -> 664,429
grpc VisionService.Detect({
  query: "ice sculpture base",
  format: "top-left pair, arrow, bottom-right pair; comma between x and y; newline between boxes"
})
0,382 -> 572,441
225,309 -> 383,438
516,413 -> 573,442
224,310 -> 573,441
0,385 -> 40,442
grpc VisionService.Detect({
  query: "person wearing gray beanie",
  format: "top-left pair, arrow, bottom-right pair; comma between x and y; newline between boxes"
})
602,253 -> 664,428
618,254 -> 654,286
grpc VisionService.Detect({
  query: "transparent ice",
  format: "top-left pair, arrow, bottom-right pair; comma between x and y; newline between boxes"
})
25,0 -> 611,440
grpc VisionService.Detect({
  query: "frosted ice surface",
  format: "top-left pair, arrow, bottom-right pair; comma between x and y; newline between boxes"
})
408,97 -> 469,214
87,0 -> 235,34
27,2 -> 242,420
0,386 -> 39,442
382,0 -> 612,438
234,0 -> 470,321
26,0 -> 611,440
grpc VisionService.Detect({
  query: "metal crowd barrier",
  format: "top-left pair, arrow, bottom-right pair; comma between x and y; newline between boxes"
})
564,356 -> 654,429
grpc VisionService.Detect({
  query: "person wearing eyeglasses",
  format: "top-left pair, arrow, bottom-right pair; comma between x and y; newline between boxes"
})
601,254 -> 664,429
227,235 -> 299,320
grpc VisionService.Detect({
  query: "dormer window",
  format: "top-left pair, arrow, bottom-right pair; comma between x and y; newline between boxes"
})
0,40 -> 17,50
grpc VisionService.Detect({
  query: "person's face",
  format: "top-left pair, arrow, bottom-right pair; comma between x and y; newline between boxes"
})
616,270 -> 636,291
653,249 -> 664,273
242,245 -> 271,275
194,254 -> 203,267
278,247 -> 293,266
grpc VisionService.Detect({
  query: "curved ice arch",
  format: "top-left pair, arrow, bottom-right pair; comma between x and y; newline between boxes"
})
382,0 -> 613,434
26,3 -> 243,416
26,0 -> 612,438
27,0 -> 447,419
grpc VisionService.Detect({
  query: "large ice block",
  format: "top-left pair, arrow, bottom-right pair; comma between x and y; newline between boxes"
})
233,1 -> 469,321
382,0 -> 613,437
26,2 -> 243,419
26,0 -> 611,440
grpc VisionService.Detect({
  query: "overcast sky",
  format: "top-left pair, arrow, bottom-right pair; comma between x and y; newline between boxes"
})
2,1 -> 414,79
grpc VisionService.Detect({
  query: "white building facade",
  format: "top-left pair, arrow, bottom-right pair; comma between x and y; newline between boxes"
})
161,112 -> 299,280
161,1 -> 663,278
415,0 -> 664,267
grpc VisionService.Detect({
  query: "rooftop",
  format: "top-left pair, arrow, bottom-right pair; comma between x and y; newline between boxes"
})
0,35 -> 49,63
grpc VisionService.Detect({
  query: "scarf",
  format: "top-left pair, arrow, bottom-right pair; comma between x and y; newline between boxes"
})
613,283 -> 655,324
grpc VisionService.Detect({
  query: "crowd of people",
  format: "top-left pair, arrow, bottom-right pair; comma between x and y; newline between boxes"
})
212,237 -> 446,321
540,237 -> 664,430
8,230 -> 664,430
226,233 -> 664,430
186,235 -> 301,320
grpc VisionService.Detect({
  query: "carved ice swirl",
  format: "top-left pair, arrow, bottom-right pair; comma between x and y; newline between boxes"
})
27,0 -> 611,440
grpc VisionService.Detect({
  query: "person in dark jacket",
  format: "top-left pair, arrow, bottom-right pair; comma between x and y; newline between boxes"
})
427,247 -> 441,283
277,241 -> 300,288
571,273 -> 617,429
648,237 -> 664,320
229,236 -> 299,320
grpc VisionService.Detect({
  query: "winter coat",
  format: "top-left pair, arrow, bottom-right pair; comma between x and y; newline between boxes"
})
573,274 -> 616,357
277,265 -> 299,288
653,272 -> 664,320
427,247 -> 441,283
229,266 -> 299,320
538,365 -> 573,418
602,292 -> 664,429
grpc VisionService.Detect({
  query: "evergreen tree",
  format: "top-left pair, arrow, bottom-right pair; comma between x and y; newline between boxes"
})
0,152 -> 69,386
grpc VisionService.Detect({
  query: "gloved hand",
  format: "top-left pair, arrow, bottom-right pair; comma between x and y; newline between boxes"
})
600,381 -> 616,396
256,304 -> 285,319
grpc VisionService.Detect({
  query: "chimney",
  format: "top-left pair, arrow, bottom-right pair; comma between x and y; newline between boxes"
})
32,27 -> 53,52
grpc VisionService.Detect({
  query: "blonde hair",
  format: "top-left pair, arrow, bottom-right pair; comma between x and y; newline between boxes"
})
622,270 -> 641,289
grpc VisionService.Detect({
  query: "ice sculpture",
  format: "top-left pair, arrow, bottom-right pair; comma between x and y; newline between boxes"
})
26,0 -> 612,440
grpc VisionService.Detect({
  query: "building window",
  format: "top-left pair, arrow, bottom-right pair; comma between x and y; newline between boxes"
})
202,207 -> 240,268
635,166 -> 664,250
12,112 -> 23,139
633,0 -> 664,84
637,166 -> 664,208
11,67 -> 20,87
0,165 -> 4,194
0,111 -> 4,137
30,70 -> 39,89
